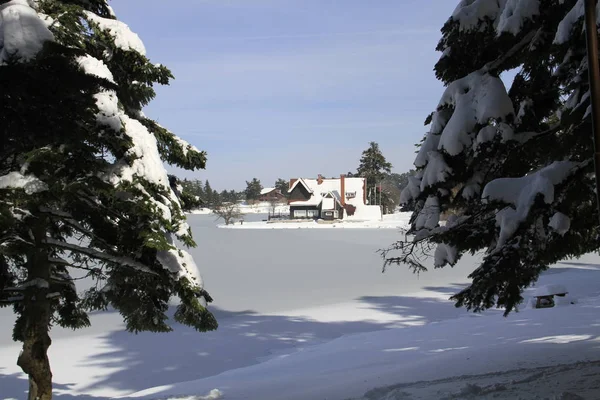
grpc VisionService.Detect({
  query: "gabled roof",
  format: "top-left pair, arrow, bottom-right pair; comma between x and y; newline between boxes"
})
288,178 -> 314,194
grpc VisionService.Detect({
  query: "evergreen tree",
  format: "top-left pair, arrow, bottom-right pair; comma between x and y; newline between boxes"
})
383,0 -> 598,316
0,2 -> 216,397
219,189 -> 231,203
245,178 -> 263,201
356,142 -> 393,205
169,175 -> 203,212
204,180 -> 214,206
274,178 -> 289,197
181,179 -> 205,203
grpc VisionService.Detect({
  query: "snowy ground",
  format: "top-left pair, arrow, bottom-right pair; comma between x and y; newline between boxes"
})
1,214 -> 599,400
218,212 -> 411,230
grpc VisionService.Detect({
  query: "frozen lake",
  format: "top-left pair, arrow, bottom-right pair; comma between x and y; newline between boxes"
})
185,213 -> 478,314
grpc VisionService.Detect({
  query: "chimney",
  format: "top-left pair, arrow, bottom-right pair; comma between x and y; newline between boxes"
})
317,174 -> 323,185
289,178 -> 297,190
340,174 -> 346,206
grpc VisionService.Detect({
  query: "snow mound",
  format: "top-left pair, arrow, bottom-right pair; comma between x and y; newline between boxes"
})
0,0 -> 54,64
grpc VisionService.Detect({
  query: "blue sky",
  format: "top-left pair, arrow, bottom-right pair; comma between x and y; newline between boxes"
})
111,1 -> 458,191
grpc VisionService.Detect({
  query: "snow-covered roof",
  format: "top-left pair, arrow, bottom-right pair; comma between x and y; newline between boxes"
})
289,177 -> 365,197
534,284 -> 568,297
288,178 -> 314,194
260,187 -> 276,195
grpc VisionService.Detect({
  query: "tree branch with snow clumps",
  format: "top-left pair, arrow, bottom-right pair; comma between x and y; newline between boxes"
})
383,0 -> 600,316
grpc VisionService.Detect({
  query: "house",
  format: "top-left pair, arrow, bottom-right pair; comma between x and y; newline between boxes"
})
258,187 -> 286,202
287,174 -> 381,221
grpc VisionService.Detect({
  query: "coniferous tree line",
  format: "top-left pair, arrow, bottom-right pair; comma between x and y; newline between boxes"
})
175,141 -> 414,213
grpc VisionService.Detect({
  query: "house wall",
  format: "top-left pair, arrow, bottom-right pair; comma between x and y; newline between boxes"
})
321,205 -> 344,220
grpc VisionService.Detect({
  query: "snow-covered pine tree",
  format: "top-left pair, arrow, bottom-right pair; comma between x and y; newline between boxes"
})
384,0 -> 600,316
0,1 -> 216,398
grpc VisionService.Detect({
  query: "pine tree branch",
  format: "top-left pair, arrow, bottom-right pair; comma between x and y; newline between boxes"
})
484,29 -> 538,74
0,296 -> 24,304
43,238 -> 158,276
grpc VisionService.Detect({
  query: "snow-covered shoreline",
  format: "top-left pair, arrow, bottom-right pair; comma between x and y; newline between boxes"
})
217,212 -> 411,230
186,202 -> 290,216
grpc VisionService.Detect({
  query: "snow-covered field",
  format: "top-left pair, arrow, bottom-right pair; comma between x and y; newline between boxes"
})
1,214 -> 600,400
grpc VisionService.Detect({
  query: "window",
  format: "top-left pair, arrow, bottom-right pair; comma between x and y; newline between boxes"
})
306,209 -> 318,218
294,210 -> 307,218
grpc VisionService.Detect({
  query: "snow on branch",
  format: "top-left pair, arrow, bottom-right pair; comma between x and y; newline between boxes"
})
84,11 -> 146,55
451,0 -> 540,36
76,55 -> 115,83
415,196 -> 440,230
434,243 -> 458,267
43,237 -> 158,276
553,0 -> 600,44
157,233 -> 204,285
496,0 -> 540,36
0,171 -> 48,194
548,212 -> 571,236
0,0 -> 54,64
482,161 -> 578,248
437,71 -> 514,156
451,0 -> 504,32
412,71 -> 514,194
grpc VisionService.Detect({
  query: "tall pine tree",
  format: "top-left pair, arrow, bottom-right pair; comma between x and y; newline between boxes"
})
245,178 -> 263,201
274,178 -> 290,197
384,0 -> 599,315
356,142 -> 393,207
0,1 -> 216,398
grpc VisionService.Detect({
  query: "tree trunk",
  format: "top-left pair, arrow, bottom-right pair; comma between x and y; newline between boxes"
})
17,217 -> 53,400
